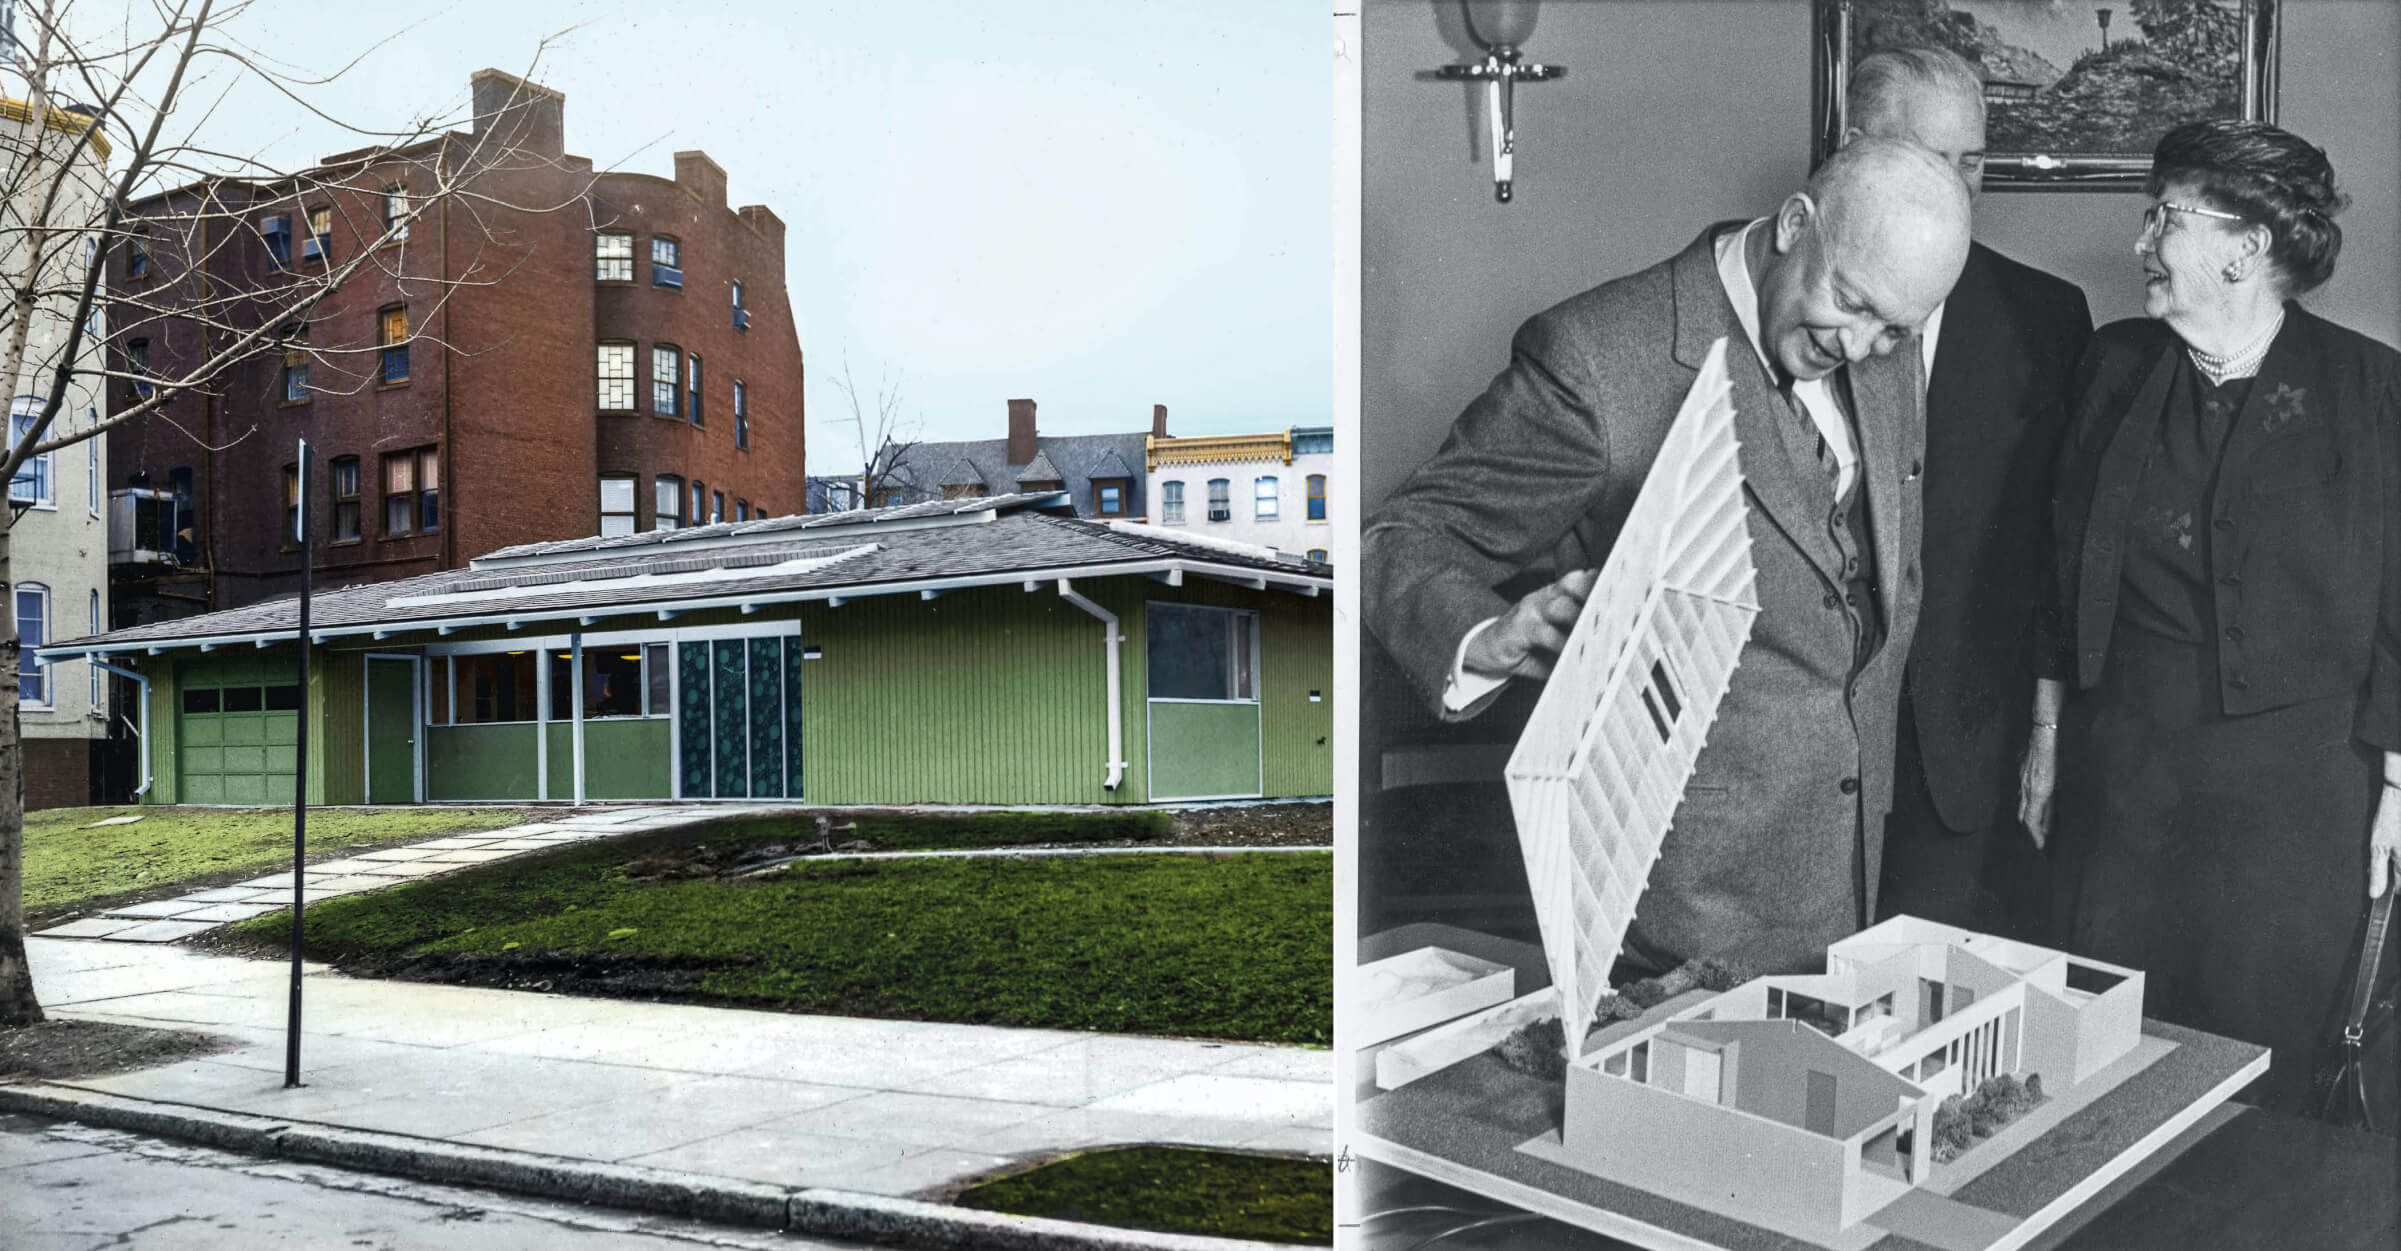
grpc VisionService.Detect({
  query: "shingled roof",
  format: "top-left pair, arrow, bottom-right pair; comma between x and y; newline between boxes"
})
47,495 -> 1329,658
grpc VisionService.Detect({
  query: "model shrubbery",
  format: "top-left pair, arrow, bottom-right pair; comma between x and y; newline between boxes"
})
1926,1072 -> 2046,1162
1491,957 -> 1756,1079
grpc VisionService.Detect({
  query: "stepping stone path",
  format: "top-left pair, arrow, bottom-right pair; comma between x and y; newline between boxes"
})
34,806 -> 752,945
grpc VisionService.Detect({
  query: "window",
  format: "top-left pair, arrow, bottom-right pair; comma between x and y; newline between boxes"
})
15,583 -> 45,706
736,499 -> 749,522
872,487 -> 903,509
378,306 -> 409,384
260,214 -> 292,267
10,398 -> 52,506
1161,480 -> 1184,524
125,227 -> 149,280
1307,474 -> 1326,522
382,184 -> 409,242
1094,478 -> 1126,517
454,652 -> 537,723
599,474 -> 637,537
85,421 -> 97,518
687,353 -> 703,426
1255,475 -> 1279,520
127,339 -> 151,398
87,589 -> 101,711
548,646 -> 655,719
1206,478 -> 1231,523
1146,603 -> 1256,702
732,279 -> 748,330
304,205 -> 330,261
280,325 -> 309,404
596,342 -> 634,411
733,379 -> 748,449
654,474 -> 683,529
712,490 -> 725,524
383,446 -> 439,536
690,480 -> 706,528
283,464 -> 299,544
594,230 -> 633,282
1306,548 -> 1328,562
329,456 -> 360,543
652,345 -> 680,415
650,235 -> 682,288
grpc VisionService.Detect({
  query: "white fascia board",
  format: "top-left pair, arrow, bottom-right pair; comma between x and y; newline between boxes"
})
394,544 -> 879,609
42,558 -> 1331,662
466,506 -> 1012,572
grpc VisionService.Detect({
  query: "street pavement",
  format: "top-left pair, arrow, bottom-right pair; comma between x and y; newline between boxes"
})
0,1110 -> 867,1249
22,936 -> 1331,1201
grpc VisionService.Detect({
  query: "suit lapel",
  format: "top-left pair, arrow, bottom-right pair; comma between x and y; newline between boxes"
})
1669,226 -> 1841,581
1849,346 -> 1919,620
2217,304 -> 2319,470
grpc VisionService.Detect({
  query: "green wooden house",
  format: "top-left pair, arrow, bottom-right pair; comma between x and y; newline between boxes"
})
49,494 -> 1332,807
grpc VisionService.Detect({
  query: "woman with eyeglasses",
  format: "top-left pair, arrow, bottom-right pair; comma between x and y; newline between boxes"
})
2018,119 -> 2401,1119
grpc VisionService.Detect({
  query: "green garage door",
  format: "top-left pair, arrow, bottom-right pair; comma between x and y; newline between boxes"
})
179,661 -> 302,805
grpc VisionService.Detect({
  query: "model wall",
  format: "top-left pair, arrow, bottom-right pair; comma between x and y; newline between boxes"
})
1362,0 -> 2401,510
1564,1063 -> 1867,1238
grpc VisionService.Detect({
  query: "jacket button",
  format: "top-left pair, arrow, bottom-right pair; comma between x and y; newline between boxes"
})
2229,675 -> 2250,690
1909,459 -> 1923,477
1824,593 -> 1841,610
2219,573 -> 2241,586
2225,625 -> 2245,641
1839,777 -> 1860,795
2214,517 -> 2234,531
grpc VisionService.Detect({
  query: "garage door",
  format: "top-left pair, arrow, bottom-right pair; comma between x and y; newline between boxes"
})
179,672 -> 302,805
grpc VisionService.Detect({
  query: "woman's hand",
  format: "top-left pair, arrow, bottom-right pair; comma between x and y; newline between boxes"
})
2018,728 -> 2058,850
2371,781 -> 2400,898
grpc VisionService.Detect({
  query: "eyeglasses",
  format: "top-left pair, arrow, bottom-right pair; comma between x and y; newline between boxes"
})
2142,201 -> 2248,236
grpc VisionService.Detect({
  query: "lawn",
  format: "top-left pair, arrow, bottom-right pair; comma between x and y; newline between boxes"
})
23,806 -> 524,922
699,807 -> 1173,852
238,817 -> 1330,1045
955,1146 -> 1331,1244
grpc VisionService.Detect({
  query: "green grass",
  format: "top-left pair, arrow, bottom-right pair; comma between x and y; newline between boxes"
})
236,817 -> 1329,1045
24,806 -> 524,922
699,807 -> 1173,852
955,1146 -> 1330,1245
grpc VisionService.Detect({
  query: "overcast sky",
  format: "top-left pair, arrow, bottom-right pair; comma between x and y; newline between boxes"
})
88,0 -> 1329,473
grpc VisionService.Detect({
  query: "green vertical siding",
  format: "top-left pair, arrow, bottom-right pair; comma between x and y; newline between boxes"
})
314,649 -> 364,806
798,583 -> 1142,805
143,662 -> 178,805
1260,592 -> 1335,796
540,720 -> 671,799
1147,702 -> 1263,798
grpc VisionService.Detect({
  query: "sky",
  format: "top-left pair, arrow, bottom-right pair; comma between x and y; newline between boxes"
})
69,0 -> 1330,474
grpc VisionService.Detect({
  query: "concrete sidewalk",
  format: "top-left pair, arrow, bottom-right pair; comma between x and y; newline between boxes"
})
21,937 -> 1330,1205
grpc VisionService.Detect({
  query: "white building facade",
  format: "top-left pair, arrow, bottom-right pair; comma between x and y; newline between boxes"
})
3,98 -> 113,808
1146,425 -> 1331,562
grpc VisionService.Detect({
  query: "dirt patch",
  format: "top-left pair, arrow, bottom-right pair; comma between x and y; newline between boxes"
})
0,1018 -> 236,1082
1163,802 -> 1331,847
337,949 -> 739,1000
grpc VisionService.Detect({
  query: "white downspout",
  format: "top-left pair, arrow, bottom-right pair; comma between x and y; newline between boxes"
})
92,659 -> 152,799
1054,579 -> 1126,791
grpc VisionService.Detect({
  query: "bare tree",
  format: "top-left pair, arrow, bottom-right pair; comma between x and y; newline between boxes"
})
829,354 -> 921,511
0,0 -> 588,1026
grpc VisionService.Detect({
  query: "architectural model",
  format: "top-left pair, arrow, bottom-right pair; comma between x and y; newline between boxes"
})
1503,338 -> 1758,1044
1356,341 -> 2264,1251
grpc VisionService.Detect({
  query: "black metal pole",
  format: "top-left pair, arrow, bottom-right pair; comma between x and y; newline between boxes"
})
285,439 -> 311,1088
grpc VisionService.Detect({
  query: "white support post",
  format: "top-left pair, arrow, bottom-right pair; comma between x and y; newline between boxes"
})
571,631 -> 586,806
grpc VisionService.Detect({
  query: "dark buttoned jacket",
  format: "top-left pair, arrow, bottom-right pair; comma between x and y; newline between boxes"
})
2039,306 -> 2401,751
1362,225 -> 1926,975
1909,244 -> 2092,830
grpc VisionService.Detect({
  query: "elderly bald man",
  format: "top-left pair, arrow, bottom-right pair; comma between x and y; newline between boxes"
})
1363,138 -> 1972,975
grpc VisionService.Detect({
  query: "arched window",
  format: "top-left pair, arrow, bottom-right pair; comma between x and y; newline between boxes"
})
1306,474 -> 1327,522
600,474 -> 638,537
596,342 -> 635,411
1161,480 -> 1185,524
654,474 -> 684,530
594,230 -> 633,282
652,345 -> 681,416
1254,475 -> 1279,520
1206,479 -> 1230,522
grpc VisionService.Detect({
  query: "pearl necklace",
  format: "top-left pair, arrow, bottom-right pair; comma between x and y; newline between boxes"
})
2187,310 -> 2284,385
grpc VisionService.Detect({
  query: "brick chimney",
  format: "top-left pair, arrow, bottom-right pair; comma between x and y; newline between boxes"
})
468,69 -> 565,158
674,150 -> 728,208
1152,404 -> 1169,439
1007,399 -> 1038,466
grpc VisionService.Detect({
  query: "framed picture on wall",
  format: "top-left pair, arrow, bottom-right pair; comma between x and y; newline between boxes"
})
1813,0 -> 2280,190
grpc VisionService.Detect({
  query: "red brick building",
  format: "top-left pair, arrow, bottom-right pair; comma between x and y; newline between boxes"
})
107,69 -> 804,627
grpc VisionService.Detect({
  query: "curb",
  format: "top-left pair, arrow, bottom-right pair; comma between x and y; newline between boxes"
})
0,1082 -> 1319,1251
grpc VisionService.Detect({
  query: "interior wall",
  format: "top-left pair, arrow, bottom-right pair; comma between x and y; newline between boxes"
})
1363,0 -> 2401,509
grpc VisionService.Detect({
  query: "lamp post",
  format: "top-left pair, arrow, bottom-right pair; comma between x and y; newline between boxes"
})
1433,0 -> 1564,203
2096,8 -> 2113,51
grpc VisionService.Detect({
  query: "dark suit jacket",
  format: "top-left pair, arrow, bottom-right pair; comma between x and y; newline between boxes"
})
2039,306 -> 2401,751
1907,243 -> 2092,831
1362,225 -> 1927,975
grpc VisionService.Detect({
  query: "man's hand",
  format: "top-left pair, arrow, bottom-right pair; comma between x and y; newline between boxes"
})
1462,568 -> 1599,683
2370,782 -> 2400,899
2018,729 -> 2057,850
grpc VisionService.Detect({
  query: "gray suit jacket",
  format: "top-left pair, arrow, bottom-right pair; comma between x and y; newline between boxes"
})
1363,225 -> 1926,975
